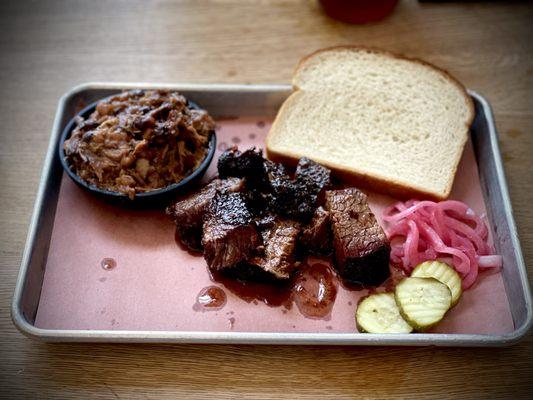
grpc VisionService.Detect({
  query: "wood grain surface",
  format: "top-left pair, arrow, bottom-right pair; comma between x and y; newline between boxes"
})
1,0 -> 532,398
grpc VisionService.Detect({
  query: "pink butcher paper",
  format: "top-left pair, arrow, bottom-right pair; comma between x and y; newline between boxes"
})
35,117 -> 514,334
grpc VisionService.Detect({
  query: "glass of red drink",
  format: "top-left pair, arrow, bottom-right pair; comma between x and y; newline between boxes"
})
319,0 -> 399,24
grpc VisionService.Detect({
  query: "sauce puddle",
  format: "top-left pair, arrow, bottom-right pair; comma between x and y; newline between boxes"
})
193,286 -> 227,312
293,262 -> 338,320
208,260 -> 340,320
101,258 -> 117,270
210,271 -> 293,309
178,223 -> 369,321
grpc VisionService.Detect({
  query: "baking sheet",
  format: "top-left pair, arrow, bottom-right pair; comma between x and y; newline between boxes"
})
34,116 -> 514,335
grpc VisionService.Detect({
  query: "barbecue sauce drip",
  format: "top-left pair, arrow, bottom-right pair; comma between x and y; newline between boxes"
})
210,271 -> 293,308
101,258 -> 117,270
193,286 -> 227,311
208,260 -> 342,318
293,262 -> 338,319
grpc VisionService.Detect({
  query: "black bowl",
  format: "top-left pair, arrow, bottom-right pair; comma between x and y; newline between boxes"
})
58,95 -> 216,207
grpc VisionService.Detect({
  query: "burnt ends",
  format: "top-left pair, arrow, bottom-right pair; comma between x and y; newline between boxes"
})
167,146 -> 390,287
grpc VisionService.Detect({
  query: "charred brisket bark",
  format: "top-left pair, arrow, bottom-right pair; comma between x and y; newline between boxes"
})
217,149 -> 330,221
166,177 -> 244,251
217,146 -> 265,185
292,157 -> 331,220
202,192 -> 260,271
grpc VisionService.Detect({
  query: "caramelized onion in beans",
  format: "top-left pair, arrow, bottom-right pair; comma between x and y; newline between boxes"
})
382,200 -> 502,289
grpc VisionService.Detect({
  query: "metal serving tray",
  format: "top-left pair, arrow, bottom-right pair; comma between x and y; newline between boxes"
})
11,83 -> 532,346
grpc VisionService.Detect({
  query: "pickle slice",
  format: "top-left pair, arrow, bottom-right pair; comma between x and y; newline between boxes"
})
395,277 -> 452,331
411,261 -> 462,306
356,293 -> 413,334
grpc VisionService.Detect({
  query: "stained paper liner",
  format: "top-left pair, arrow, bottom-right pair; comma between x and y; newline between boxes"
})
35,117 -> 513,334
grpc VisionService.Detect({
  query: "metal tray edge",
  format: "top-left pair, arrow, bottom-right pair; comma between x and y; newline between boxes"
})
468,90 -> 532,338
11,83 -> 532,346
11,84 -> 70,337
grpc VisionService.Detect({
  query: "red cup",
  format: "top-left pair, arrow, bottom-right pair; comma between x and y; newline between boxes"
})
319,0 -> 399,24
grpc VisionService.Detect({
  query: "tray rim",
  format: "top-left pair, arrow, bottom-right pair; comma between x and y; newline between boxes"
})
11,82 -> 532,346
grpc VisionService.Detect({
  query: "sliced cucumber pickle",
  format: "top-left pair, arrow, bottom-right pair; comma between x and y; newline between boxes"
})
411,261 -> 462,306
356,293 -> 413,334
395,277 -> 452,331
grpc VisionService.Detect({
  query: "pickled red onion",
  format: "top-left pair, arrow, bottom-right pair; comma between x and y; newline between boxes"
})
383,200 -> 502,289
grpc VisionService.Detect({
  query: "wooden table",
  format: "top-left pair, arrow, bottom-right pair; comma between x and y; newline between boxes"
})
1,0 -> 532,398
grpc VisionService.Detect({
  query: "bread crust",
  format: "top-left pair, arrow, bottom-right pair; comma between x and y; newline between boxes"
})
266,46 -> 474,200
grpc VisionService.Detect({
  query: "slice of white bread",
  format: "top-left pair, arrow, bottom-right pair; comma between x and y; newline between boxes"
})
266,46 -> 474,200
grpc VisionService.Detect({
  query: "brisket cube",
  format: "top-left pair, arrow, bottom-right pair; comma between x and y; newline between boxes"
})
264,158 -> 331,221
166,177 -> 244,251
295,157 -> 331,197
255,213 -> 277,231
293,158 -> 331,218
263,160 -> 298,214
202,191 -> 261,271
218,149 -> 332,222
249,219 -> 301,280
300,206 -> 331,255
217,146 -> 266,184
217,147 -> 273,213
272,157 -> 331,221
325,188 -> 390,286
